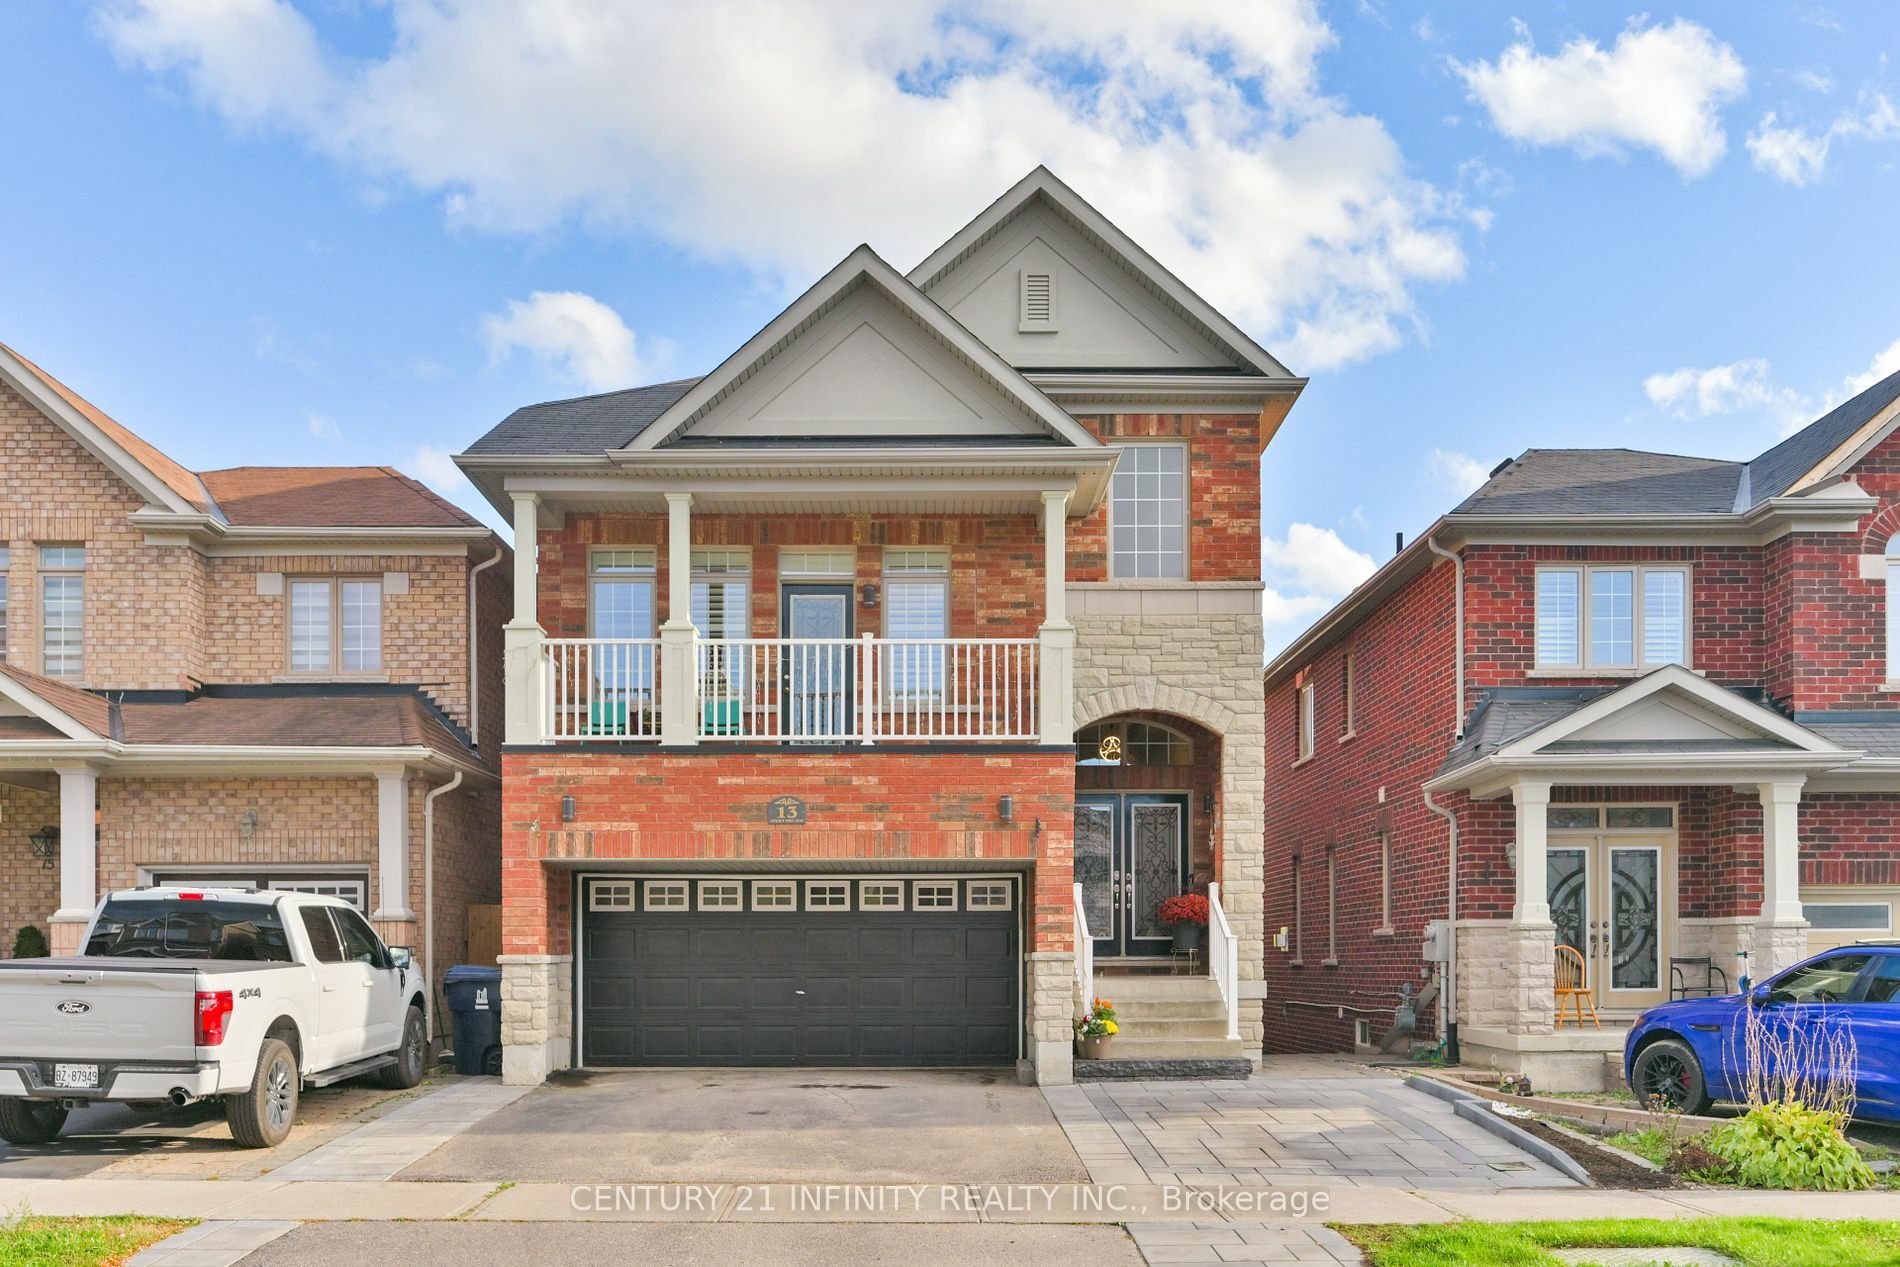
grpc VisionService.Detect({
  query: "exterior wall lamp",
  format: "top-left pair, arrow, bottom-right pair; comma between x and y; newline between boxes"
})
997,795 -> 1013,824
239,810 -> 258,838
562,795 -> 578,822
27,826 -> 58,869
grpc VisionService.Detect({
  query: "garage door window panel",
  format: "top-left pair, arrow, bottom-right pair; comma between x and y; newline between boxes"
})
751,881 -> 796,910
697,882 -> 742,910
805,882 -> 851,910
859,881 -> 904,910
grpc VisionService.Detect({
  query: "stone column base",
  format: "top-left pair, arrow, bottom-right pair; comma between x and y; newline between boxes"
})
499,954 -> 573,1086
1025,951 -> 1075,1086
1455,920 -> 1557,1035
48,916 -> 89,957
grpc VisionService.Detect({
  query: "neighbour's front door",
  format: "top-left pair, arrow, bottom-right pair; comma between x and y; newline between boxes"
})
1548,834 -> 1674,1010
1075,793 -> 1189,957
780,584 -> 853,739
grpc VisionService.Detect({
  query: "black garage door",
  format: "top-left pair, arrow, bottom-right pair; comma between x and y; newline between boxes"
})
579,875 -> 1021,1067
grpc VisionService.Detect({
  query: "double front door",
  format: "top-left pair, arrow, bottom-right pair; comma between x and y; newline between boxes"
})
1547,834 -> 1674,1009
1075,793 -> 1189,957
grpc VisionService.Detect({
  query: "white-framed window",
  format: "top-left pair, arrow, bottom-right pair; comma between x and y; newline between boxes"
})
1802,901 -> 1893,934
697,881 -> 742,910
778,549 -> 855,579
913,881 -> 958,910
805,881 -> 851,910
860,881 -> 905,910
288,577 -> 383,673
1535,565 -> 1689,671
1295,682 -> 1315,762
643,881 -> 688,910
1887,541 -> 1900,681
691,549 -> 750,639
967,880 -> 1012,910
885,548 -> 948,699
38,545 -> 84,679
751,880 -> 796,910
1110,443 -> 1187,579
591,549 -> 656,638
589,880 -> 635,911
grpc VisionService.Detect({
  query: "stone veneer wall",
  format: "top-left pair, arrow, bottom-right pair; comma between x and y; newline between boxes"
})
1072,599 -> 1266,1057
1455,921 -> 1556,1034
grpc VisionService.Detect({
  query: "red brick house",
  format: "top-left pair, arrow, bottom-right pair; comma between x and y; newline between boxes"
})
457,168 -> 1299,1085
1264,371 -> 1900,1087
0,342 -> 507,1039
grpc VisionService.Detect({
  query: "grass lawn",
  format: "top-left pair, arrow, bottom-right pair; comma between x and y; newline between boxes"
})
0,1215 -> 193,1267
1340,1217 -> 1900,1266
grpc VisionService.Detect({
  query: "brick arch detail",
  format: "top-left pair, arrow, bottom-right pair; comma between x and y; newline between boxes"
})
1074,682 -> 1238,738
1864,501 -> 1900,554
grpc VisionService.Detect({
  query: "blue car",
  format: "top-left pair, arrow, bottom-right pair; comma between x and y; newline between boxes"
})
1625,944 -> 1900,1122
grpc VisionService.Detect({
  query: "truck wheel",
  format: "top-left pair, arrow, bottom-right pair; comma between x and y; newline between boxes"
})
379,1006 -> 428,1089
0,1099 -> 68,1146
226,1038 -> 299,1148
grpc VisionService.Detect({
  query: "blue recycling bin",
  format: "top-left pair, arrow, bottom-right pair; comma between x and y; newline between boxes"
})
443,964 -> 504,1076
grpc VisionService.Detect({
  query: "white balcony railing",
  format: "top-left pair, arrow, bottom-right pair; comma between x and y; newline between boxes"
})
542,634 -> 1039,743
697,635 -> 1038,743
1074,881 -> 1096,1016
543,638 -> 660,741
1208,881 -> 1241,1041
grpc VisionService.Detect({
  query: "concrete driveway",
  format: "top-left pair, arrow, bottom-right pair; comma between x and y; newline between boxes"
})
400,1068 -> 1090,1184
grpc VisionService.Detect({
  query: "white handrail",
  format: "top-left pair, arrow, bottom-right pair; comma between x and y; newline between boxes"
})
1073,881 -> 1095,1014
1208,882 -> 1240,1041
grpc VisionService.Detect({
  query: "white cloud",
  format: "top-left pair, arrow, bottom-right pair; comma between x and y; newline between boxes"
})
93,0 -> 1471,372
1839,336 -> 1900,398
1642,357 -> 1797,419
481,291 -> 642,391
1748,92 -> 1899,185
305,412 -> 339,441
402,442 -> 508,535
1455,18 -> 1747,178
1259,522 -> 1377,655
1427,448 -> 1490,495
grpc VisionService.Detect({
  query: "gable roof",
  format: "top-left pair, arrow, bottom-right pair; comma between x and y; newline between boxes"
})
198,467 -> 483,529
1453,449 -> 1745,517
462,378 -> 703,456
627,244 -> 1102,451
908,166 -> 1294,379
1744,366 -> 1900,505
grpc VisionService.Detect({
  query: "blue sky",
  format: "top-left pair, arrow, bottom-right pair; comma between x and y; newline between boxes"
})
1,2 -> 1896,654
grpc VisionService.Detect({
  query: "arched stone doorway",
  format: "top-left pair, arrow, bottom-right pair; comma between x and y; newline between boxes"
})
1074,712 -> 1222,960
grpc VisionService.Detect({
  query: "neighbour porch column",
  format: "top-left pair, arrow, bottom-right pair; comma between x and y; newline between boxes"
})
1511,780 -> 1552,924
1753,780 -> 1811,978
372,768 -> 415,922
659,491 -> 699,746
1037,489 -> 1075,745
503,491 -> 546,746
49,763 -> 99,953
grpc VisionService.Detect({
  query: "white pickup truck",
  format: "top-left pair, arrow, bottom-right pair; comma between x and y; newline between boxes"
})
0,887 -> 428,1149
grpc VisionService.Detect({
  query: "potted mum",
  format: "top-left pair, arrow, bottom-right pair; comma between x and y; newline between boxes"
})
1075,996 -> 1119,1060
1159,892 -> 1210,952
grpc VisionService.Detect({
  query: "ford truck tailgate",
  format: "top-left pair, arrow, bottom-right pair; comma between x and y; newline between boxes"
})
0,960 -> 201,1064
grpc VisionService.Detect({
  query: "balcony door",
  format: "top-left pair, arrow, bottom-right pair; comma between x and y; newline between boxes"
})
780,584 -> 853,740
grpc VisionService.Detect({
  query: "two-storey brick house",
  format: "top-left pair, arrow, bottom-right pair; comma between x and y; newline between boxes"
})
0,342 -> 507,1037
457,168 -> 1301,1085
1264,370 -> 1900,1087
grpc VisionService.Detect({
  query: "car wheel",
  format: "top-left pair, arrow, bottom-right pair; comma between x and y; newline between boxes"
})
1631,1037 -> 1712,1116
379,1006 -> 428,1089
0,1099 -> 68,1146
226,1037 -> 299,1149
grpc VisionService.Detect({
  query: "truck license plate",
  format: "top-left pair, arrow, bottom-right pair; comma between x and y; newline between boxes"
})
52,1063 -> 99,1090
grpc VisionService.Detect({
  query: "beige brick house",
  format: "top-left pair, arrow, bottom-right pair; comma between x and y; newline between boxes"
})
0,343 -> 507,1033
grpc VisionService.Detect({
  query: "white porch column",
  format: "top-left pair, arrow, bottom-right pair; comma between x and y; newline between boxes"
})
1757,779 -> 1807,925
1511,780 -> 1552,924
373,768 -> 415,922
659,491 -> 699,746
1037,489 -> 1075,745
50,764 -> 100,950
503,491 -> 546,746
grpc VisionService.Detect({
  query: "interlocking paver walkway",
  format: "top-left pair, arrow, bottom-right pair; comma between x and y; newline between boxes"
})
1045,1066 -> 1575,1191
1129,1221 -> 1366,1265
266,1078 -> 531,1181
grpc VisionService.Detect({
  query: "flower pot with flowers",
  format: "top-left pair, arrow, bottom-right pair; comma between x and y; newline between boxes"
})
1075,997 -> 1119,1060
1159,892 -> 1210,952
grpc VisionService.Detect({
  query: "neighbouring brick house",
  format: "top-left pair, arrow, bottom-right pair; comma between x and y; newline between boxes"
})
0,342 -> 507,1038
1263,370 -> 1900,1088
456,168 -> 1296,1085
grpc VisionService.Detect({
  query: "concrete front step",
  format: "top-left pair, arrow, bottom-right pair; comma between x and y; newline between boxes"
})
1093,975 -> 1222,1001
1111,1017 -> 1232,1039
1100,1035 -> 1249,1060
1108,998 -> 1228,1020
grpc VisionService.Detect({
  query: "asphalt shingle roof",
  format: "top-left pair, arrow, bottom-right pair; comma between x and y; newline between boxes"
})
1745,366 -> 1900,506
1452,450 -> 1744,516
462,378 -> 702,455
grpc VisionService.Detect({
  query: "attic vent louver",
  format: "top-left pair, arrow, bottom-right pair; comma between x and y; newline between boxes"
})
1018,270 -> 1055,333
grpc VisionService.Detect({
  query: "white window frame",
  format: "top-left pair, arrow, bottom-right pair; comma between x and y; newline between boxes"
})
38,545 -> 84,679
1295,683 -> 1315,762
642,881 -> 688,911
1108,441 -> 1188,580
589,880 -> 636,911
1887,545 -> 1900,682
1801,900 -> 1892,934
697,881 -> 743,910
884,548 -> 950,701
286,575 -> 384,675
691,548 -> 751,639
589,548 -> 657,639
778,549 -> 855,579
751,880 -> 797,910
1534,564 -> 1691,672
912,881 -> 959,910
804,881 -> 851,911
966,880 -> 1013,910
859,881 -> 905,910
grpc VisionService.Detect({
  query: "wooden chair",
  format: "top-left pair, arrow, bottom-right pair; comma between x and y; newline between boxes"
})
1554,944 -> 1600,1029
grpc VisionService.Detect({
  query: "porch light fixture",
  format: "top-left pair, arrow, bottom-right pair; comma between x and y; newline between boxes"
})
238,810 -> 258,838
562,795 -> 577,823
27,826 -> 57,869
997,795 -> 1014,824
1203,792 -> 1214,815
859,583 -> 879,609
1505,841 -> 1517,871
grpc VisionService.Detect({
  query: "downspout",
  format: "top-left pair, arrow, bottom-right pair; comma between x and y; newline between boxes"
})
467,543 -> 504,747
1424,533 -> 1465,1064
423,770 -> 465,1045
